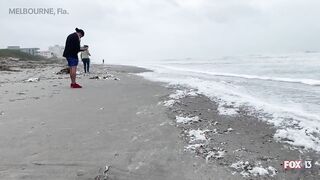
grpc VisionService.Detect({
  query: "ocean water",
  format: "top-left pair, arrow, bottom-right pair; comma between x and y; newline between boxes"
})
126,52 -> 320,152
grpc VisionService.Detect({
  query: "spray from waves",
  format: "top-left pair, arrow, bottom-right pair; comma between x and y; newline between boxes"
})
156,65 -> 320,86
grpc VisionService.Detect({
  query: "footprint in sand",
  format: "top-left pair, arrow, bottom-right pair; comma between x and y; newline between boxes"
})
17,92 -> 26,95
9,98 -> 26,102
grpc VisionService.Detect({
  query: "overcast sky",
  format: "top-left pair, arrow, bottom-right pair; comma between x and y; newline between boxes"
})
1,0 -> 320,62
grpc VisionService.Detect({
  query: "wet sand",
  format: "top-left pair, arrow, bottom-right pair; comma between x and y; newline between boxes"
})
163,90 -> 320,179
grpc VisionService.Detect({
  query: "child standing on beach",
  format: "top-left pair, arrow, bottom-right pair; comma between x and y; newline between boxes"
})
63,28 -> 86,88
81,45 -> 91,73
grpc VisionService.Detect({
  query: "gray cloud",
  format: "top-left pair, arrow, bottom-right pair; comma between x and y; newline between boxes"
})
1,0 -> 320,62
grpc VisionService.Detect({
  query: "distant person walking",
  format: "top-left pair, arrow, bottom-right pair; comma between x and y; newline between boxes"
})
81,45 -> 91,73
102,59 -> 105,64
63,28 -> 86,88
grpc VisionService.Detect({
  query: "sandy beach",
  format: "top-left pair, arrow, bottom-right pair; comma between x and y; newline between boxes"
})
0,62 -> 235,180
0,61 -> 319,180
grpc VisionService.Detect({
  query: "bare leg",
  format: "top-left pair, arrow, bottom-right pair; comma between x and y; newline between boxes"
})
69,66 -> 77,84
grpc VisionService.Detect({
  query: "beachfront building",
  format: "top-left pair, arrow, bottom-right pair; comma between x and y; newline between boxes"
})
37,50 -> 54,58
7,46 -> 40,56
48,45 -> 64,58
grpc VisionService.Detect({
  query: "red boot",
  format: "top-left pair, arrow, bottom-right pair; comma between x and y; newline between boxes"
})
71,83 -> 82,88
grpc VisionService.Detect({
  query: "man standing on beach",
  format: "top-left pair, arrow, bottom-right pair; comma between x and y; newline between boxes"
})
63,28 -> 86,88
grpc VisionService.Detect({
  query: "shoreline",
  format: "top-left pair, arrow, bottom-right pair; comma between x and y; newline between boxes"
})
0,61 -> 319,179
159,86 -> 320,179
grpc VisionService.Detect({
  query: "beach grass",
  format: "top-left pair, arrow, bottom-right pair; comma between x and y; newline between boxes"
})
0,49 -> 43,61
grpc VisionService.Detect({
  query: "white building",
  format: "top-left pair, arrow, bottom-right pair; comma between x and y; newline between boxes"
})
7,46 -> 40,56
37,51 -> 54,58
48,45 -> 64,58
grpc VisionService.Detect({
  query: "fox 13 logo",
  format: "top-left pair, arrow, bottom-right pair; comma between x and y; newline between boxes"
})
283,160 -> 312,169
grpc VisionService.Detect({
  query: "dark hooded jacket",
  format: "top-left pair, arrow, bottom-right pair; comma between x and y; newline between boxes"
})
63,32 -> 80,59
